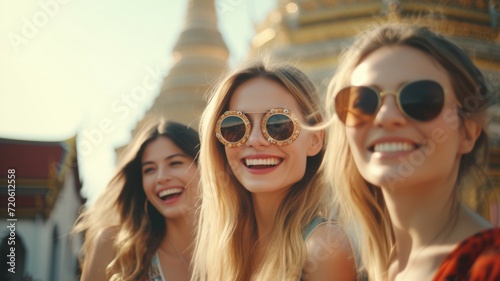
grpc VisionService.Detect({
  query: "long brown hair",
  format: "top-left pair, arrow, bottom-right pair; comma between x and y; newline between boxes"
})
74,120 -> 200,280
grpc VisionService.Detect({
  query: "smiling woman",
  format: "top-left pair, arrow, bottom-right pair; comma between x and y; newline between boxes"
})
141,136 -> 199,218
193,58 -> 357,281
72,120 -> 200,281
325,24 -> 500,281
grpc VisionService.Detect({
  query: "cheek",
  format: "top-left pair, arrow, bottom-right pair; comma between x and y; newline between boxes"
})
224,148 -> 241,171
345,128 -> 363,156
424,116 -> 457,145
142,175 -> 151,190
430,122 -> 462,155
186,170 -> 200,189
183,173 -> 200,201
142,176 -> 155,198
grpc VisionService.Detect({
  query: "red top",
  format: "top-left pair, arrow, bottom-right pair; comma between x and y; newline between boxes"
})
433,228 -> 500,281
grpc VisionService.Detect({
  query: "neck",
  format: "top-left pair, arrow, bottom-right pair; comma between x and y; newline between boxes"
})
160,213 -> 196,257
384,187 -> 456,246
382,173 -> 461,281
382,162 -> 462,247
382,164 -> 493,280
252,190 -> 287,248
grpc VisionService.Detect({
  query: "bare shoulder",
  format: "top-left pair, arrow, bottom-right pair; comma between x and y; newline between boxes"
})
80,226 -> 118,281
303,223 -> 357,281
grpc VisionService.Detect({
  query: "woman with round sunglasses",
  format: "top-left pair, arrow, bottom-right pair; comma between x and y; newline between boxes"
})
193,59 -> 357,281
325,24 -> 500,281
74,120 -> 200,281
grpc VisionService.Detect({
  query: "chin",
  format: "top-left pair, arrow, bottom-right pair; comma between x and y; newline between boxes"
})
244,184 -> 280,193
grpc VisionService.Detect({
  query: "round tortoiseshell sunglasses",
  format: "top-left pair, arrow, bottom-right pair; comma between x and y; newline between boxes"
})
215,108 -> 301,147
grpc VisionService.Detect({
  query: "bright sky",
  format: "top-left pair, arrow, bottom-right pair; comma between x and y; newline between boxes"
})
0,0 -> 276,204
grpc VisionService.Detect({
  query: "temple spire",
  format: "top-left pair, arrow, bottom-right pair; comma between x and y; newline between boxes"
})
136,0 -> 229,130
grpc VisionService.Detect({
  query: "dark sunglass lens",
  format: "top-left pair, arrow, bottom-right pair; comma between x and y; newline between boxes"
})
335,86 -> 379,126
220,116 -> 246,142
400,80 -> 444,122
266,114 -> 294,141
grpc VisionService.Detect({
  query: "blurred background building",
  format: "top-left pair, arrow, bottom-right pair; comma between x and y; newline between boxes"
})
0,137 -> 84,281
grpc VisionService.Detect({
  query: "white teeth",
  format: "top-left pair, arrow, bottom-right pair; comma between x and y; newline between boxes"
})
373,142 -> 415,152
158,188 -> 183,198
245,158 -> 281,166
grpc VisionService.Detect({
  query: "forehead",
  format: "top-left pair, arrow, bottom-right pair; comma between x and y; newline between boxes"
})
228,78 -> 301,113
141,137 -> 184,161
350,46 -> 451,90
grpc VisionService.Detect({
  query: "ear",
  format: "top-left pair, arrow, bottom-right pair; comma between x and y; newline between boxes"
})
458,119 -> 481,154
307,130 -> 324,156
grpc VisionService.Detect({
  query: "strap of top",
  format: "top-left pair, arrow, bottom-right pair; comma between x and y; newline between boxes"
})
146,252 -> 165,281
303,217 -> 328,240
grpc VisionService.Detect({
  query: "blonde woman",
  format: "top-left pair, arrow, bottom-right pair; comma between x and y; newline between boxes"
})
326,24 -> 500,280
193,59 -> 356,281
74,120 -> 200,281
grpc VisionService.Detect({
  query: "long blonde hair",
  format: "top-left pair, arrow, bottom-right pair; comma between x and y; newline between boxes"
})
73,120 -> 200,281
193,58 -> 331,281
325,24 -> 494,281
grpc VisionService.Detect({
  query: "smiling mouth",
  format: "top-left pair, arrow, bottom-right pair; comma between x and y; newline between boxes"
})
157,188 -> 184,201
369,142 -> 420,153
243,158 -> 282,169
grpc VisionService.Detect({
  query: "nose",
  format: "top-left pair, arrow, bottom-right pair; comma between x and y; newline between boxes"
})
156,165 -> 172,183
245,118 -> 270,147
373,95 -> 407,129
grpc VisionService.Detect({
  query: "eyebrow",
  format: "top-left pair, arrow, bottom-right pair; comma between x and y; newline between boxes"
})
141,153 -> 188,167
233,109 -> 272,114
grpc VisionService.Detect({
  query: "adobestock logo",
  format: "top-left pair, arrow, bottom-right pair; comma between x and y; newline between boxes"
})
8,0 -> 73,54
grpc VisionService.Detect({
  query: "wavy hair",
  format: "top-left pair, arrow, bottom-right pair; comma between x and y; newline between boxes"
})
193,58 -> 331,281
73,120 -> 200,281
325,23 -> 495,281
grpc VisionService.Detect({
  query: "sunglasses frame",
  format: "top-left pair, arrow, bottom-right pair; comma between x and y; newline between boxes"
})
216,108 -> 301,148
335,80 -> 446,127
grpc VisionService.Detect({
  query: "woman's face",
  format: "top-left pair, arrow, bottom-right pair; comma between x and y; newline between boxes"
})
344,46 -> 478,194
223,77 -> 323,197
141,136 -> 199,219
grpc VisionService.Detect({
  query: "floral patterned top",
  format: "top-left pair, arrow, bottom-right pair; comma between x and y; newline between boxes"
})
433,228 -> 500,281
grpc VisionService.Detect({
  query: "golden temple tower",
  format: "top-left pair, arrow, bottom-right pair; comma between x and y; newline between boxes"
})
134,0 -> 229,131
117,0 -> 228,160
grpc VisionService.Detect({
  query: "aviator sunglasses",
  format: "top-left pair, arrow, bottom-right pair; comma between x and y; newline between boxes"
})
334,80 -> 445,127
215,108 -> 300,147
